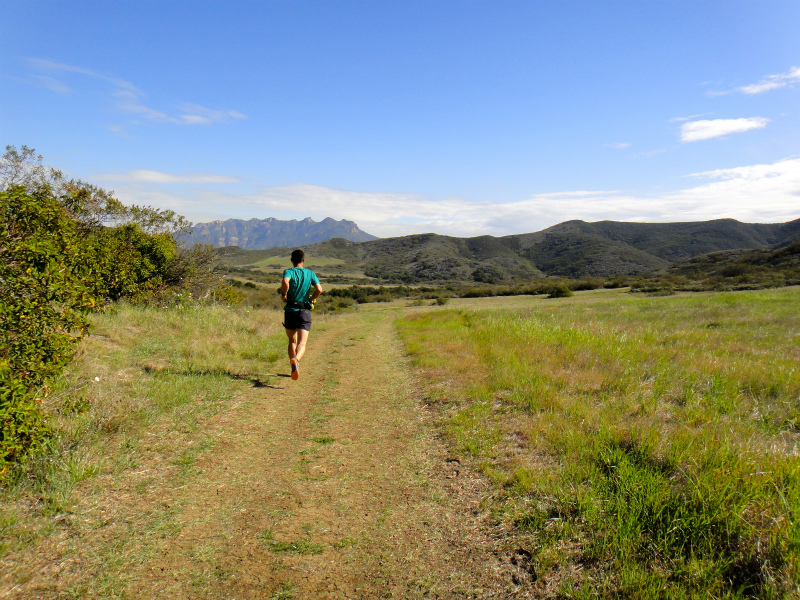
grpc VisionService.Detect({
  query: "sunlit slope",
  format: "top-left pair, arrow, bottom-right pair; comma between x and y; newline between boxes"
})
507,217 -> 800,277
215,217 -> 800,282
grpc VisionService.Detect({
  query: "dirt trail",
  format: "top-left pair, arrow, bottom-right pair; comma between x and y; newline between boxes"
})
112,307 -> 515,599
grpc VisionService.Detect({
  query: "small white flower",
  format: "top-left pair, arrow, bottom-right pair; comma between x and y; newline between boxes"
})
94,376 -> 100,382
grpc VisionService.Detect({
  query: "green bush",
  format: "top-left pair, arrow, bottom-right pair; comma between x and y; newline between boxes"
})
546,283 -> 574,298
0,147 -> 213,470
570,277 -> 603,291
318,296 -> 356,313
210,284 -> 244,305
0,186 -> 100,468
93,223 -> 179,301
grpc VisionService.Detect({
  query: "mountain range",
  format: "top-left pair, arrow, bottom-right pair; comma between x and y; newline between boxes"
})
182,217 -> 377,249
214,217 -> 800,283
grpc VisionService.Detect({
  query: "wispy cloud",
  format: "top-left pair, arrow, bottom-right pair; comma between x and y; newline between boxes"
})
635,148 -> 669,158
105,158 -> 800,238
679,117 -> 769,142
669,113 -> 710,123
738,66 -> 800,95
98,169 -> 240,184
19,74 -> 73,94
606,142 -> 631,149
175,104 -> 247,125
28,58 -> 99,77
26,58 -> 246,127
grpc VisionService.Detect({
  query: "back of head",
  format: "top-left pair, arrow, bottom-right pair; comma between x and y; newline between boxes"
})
291,249 -> 305,266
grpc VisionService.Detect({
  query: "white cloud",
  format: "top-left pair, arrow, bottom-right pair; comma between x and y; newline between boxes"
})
740,80 -> 785,95
635,148 -> 668,158
738,66 -> 800,95
106,124 -> 133,139
20,75 -> 72,94
113,88 -> 173,122
105,158 -> 800,238
27,58 -> 98,77
98,169 -> 240,184
607,142 -> 631,149
26,58 -> 246,126
176,104 -> 248,125
669,113 -> 710,123
679,117 -> 769,142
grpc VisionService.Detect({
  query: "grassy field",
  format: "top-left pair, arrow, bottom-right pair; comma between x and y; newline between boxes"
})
0,304 -> 289,580
399,287 -> 800,598
2,287 -> 799,598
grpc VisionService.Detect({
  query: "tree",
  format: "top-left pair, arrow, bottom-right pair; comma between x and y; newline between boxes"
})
0,146 -> 218,469
1,145 -> 191,235
0,185 -> 101,467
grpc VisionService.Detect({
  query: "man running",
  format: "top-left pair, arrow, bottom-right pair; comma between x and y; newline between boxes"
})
281,249 -> 323,380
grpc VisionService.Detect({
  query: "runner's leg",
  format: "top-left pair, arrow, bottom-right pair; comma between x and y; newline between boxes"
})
286,328 -> 301,379
285,328 -> 299,359
294,329 -> 310,361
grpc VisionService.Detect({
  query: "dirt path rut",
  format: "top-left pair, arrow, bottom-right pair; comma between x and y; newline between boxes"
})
120,307 -> 511,599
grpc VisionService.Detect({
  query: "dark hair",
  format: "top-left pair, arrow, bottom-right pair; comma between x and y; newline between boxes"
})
291,249 -> 305,265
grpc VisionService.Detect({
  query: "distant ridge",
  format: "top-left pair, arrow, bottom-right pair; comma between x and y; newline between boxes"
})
215,217 -> 800,283
181,217 -> 378,249
505,217 -> 800,277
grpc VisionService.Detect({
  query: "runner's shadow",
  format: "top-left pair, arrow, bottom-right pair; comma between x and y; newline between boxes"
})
142,365 -> 283,389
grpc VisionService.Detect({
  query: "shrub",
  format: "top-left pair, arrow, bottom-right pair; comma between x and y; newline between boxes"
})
93,223 -> 179,301
570,277 -> 603,291
462,287 -> 496,298
210,284 -> 244,305
0,186 -> 100,468
604,276 -> 630,289
0,147 -> 212,469
546,283 -> 574,298
318,296 -> 356,313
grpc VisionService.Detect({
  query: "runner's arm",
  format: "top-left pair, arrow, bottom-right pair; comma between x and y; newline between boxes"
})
281,277 -> 290,303
310,283 -> 323,302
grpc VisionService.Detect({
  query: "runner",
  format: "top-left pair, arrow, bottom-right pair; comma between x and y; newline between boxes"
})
281,249 -> 323,380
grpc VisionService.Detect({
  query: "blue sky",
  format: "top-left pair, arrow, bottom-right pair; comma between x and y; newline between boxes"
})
2,0 -> 799,237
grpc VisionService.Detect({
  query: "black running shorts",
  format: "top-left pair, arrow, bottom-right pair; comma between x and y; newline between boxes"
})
283,309 -> 312,331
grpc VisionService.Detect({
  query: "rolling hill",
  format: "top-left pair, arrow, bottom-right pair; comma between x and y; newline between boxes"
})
498,218 -> 800,277
215,217 -> 800,283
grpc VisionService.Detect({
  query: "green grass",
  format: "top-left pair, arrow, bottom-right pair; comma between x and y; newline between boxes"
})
311,436 -> 336,445
398,287 -> 800,598
333,535 -> 358,549
0,303 -> 288,586
260,530 -> 326,555
270,581 -> 299,599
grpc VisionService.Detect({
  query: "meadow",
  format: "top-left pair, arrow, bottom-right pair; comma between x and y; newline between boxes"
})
1,287 -> 798,598
0,304 -> 289,588
399,287 -> 800,598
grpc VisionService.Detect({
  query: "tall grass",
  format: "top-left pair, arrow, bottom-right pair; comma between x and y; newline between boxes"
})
1,303 -> 287,559
398,288 -> 800,598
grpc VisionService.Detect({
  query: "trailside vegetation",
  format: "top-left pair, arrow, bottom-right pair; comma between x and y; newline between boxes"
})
0,185 -> 97,466
0,146 -> 217,471
398,287 -> 800,598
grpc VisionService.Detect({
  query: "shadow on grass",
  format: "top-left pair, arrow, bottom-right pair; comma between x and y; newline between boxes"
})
142,365 -> 282,389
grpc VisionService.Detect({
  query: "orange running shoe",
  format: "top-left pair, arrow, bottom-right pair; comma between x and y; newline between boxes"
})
290,358 -> 299,380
